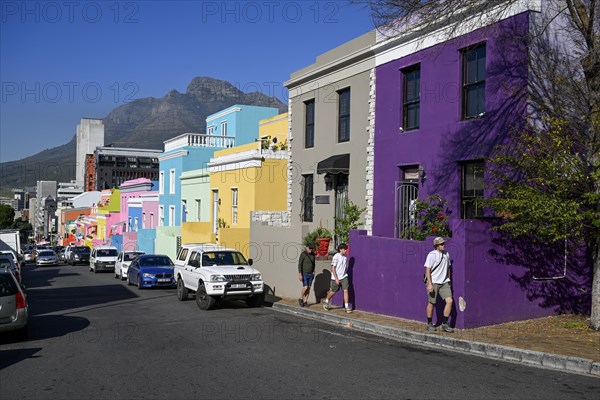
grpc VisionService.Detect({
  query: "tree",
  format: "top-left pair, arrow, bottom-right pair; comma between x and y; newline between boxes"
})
0,204 -> 15,229
354,0 -> 600,328
11,217 -> 33,245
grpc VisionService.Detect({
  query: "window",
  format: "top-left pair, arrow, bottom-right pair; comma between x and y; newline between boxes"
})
196,199 -> 201,222
159,171 -> 164,194
221,121 -> 228,136
182,200 -> 187,223
402,65 -> 420,130
462,43 -> 486,119
159,206 -> 164,227
461,161 -> 484,219
305,99 -> 315,148
208,125 -> 215,135
128,217 -> 132,232
150,213 -> 154,229
169,205 -> 175,226
134,217 -> 138,232
302,174 -> 314,222
338,88 -> 351,142
231,188 -> 238,225
169,169 -> 176,194
142,212 -> 146,229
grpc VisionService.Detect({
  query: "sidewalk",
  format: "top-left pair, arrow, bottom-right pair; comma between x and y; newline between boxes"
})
267,296 -> 600,377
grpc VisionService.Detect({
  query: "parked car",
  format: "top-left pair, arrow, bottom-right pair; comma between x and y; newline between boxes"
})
173,244 -> 264,310
68,246 -> 91,265
56,248 -> 66,261
127,254 -> 176,289
0,250 -> 21,272
90,246 -> 118,273
36,250 -> 58,267
0,268 -> 28,339
0,255 -> 20,283
23,250 -> 34,264
63,245 -> 73,263
115,251 -> 145,280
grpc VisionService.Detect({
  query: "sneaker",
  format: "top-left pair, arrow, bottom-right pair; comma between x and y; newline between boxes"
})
426,322 -> 437,332
441,323 -> 454,333
298,298 -> 304,307
323,301 -> 330,310
345,307 -> 353,314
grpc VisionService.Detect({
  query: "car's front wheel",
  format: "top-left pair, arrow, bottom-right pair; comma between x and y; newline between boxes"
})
195,283 -> 216,310
177,278 -> 188,301
245,292 -> 265,308
137,275 -> 144,290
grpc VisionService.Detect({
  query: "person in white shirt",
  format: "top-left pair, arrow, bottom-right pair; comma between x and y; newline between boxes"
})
424,237 -> 453,332
323,243 -> 352,313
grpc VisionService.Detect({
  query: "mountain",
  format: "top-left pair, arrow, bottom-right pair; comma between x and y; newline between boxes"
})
0,77 -> 287,195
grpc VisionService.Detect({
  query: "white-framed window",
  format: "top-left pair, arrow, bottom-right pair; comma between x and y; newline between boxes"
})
169,169 -> 176,194
150,213 -> 154,229
134,217 -> 138,232
221,121 -> 228,136
128,217 -> 132,232
196,199 -> 201,222
208,125 -> 215,135
231,188 -> 238,225
159,206 -> 164,227
169,205 -> 175,226
142,212 -> 146,229
159,171 -> 165,194
182,200 -> 187,223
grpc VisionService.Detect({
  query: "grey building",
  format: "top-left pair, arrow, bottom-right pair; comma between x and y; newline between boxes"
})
76,118 -> 105,187
33,181 -> 57,239
93,147 -> 161,190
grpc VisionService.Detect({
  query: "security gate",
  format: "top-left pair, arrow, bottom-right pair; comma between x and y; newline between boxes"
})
394,182 -> 418,238
334,174 -> 349,246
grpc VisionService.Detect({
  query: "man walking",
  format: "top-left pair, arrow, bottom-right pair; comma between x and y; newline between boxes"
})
424,237 -> 453,332
323,243 -> 352,313
298,243 -> 315,307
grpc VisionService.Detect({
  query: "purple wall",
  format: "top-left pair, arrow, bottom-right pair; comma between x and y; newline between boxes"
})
349,12 -> 592,328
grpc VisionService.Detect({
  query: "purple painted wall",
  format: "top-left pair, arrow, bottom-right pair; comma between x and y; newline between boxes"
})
349,12 -> 592,328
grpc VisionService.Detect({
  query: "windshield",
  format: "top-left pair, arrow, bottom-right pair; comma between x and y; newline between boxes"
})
97,249 -> 118,257
74,247 -> 90,254
201,251 -> 248,266
139,256 -> 173,267
39,251 -> 55,257
0,274 -> 18,296
124,252 -> 144,261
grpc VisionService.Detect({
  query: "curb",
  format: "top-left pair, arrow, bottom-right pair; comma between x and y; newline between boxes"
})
271,302 -> 600,377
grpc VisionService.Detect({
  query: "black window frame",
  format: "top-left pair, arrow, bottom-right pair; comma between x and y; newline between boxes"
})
304,99 -> 315,148
402,64 -> 421,131
337,87 -> 351,142
461,161 -> 485,219
302,174 -> 314,222
462,43 -> 486,119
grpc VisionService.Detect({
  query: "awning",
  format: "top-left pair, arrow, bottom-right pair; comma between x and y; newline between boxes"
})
316,153 -> 350,174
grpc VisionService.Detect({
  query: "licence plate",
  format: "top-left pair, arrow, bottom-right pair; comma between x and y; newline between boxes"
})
158,278 -> 171,283
231,284 -> 247,289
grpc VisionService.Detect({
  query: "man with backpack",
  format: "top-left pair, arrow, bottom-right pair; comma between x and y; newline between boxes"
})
424,237 -> 453,332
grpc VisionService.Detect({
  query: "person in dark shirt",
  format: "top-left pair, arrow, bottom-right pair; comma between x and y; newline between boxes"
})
297,244 -> 316,307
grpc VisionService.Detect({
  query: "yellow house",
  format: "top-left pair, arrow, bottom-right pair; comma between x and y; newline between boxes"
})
203,113 -> 289,257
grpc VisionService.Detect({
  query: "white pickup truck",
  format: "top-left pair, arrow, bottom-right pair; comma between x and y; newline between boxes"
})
173,244 -> 265,310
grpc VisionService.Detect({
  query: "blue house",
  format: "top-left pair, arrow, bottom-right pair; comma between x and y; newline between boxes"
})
155,105 -> 280,259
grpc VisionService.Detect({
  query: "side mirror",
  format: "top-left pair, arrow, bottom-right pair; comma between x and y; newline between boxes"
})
247,259 -> 253,266
189,259 -> 200,268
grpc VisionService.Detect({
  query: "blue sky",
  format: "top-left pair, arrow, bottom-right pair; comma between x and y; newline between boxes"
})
0,1 -> 374,163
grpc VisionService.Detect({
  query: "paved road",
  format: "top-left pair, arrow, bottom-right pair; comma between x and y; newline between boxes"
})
1,263 -> 598,399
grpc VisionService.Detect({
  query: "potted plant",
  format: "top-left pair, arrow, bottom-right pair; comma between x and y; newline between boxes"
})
314,226 -> 332,256
334,200 -> 366,254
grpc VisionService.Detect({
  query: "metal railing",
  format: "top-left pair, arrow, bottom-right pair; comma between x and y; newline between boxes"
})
164,133 -> 236,152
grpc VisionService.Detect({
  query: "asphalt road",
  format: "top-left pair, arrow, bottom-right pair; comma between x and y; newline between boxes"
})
1,262 -> 598,400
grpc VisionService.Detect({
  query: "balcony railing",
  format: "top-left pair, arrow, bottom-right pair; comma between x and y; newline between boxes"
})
164,133 -> 236,152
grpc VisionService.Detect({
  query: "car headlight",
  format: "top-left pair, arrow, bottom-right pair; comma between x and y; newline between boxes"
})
142,273 -> 154,278
74,255 -> 80,259
251,273 -> 262,281
210,275 -> 227,282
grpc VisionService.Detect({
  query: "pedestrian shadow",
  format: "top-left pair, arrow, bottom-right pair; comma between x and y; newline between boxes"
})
313,268 -> 331,304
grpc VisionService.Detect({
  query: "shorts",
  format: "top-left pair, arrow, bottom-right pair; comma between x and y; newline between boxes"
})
330,277 -> 350,292
302,273 -> 314,287
427,282 -> 452,305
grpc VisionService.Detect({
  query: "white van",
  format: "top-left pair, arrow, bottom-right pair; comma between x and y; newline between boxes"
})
90,246 -> 119,273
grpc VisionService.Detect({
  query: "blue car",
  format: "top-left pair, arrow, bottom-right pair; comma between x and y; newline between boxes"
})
127,254 -> 175,289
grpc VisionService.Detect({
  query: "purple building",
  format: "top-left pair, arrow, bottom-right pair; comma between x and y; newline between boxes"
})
349,4 -> 591,328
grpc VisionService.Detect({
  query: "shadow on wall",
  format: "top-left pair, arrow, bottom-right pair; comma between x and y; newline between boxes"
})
314,268 -> 331,304
489,227 -> 592,314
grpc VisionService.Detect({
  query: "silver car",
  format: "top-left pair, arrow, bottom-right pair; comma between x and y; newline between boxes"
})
0,255 -> 20,283
36,250 -> 58,266
0,269 -> 28,338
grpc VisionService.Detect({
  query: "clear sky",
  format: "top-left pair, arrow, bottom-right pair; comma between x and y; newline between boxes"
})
0,0 -> 375,163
